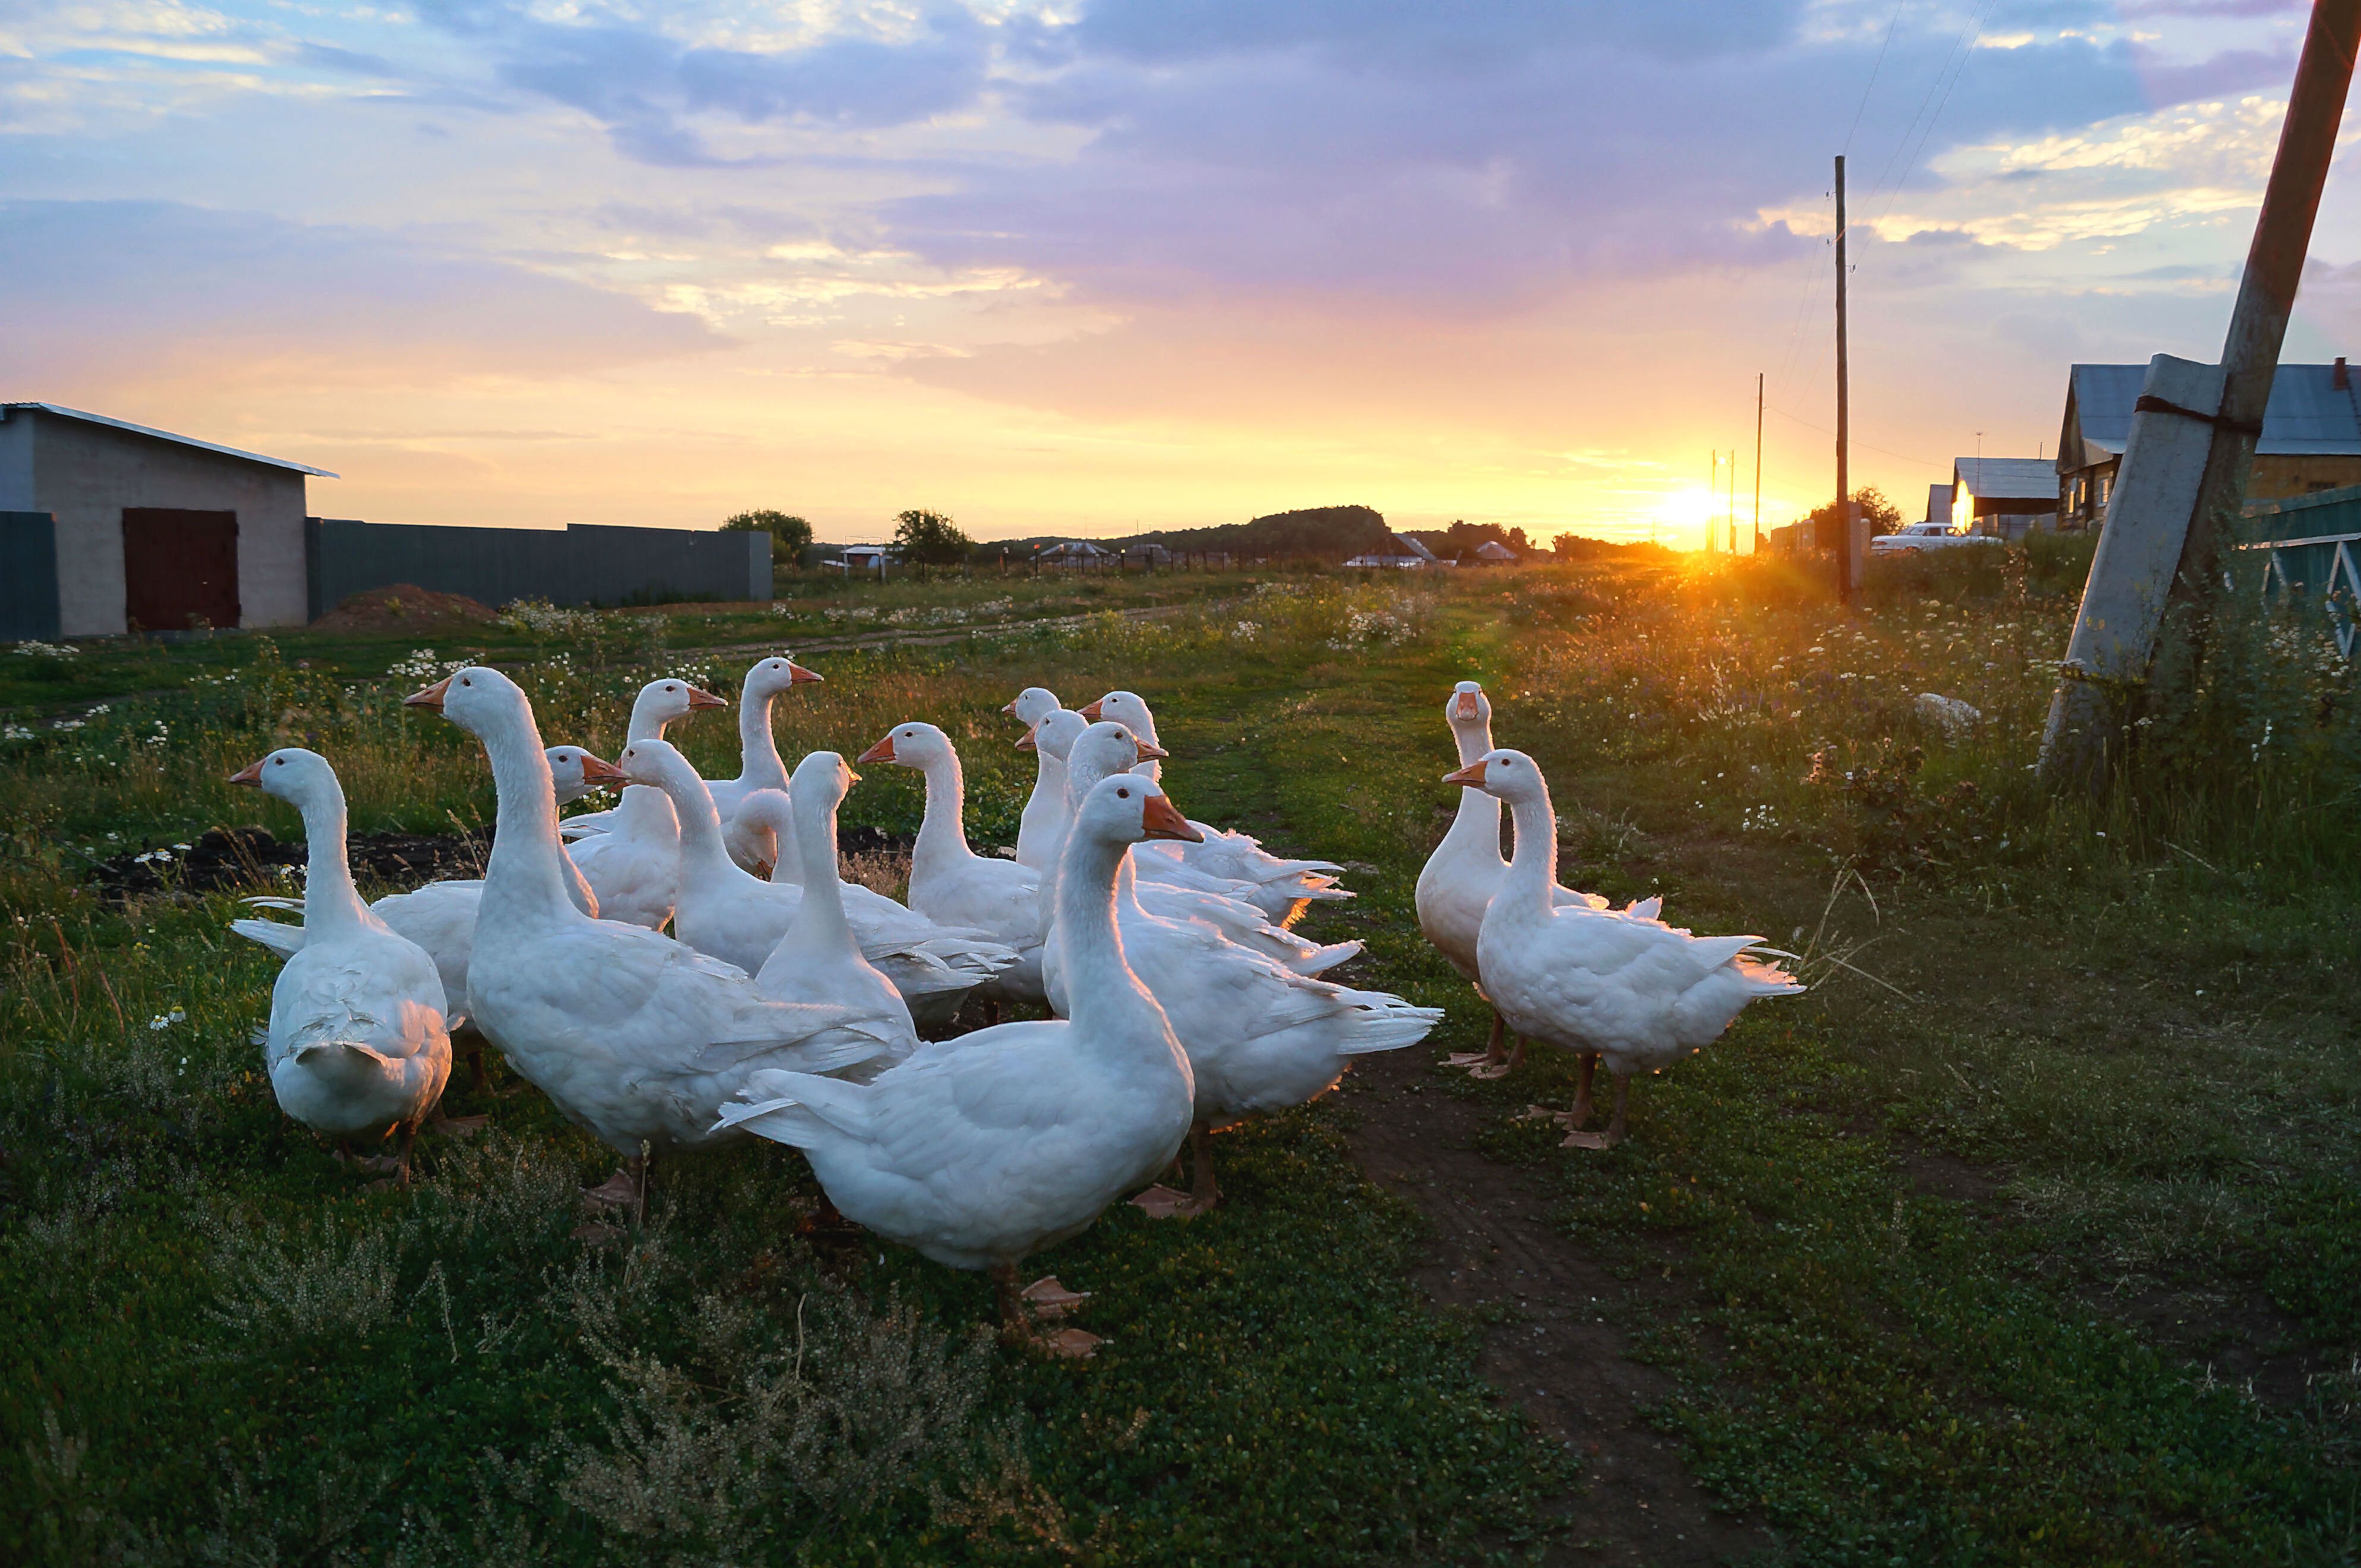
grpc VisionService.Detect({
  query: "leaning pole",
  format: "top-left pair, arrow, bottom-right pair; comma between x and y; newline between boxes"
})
2037,0 -> 2360,791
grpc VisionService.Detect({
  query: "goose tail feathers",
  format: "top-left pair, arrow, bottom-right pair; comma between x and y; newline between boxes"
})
1328,994 -> 1446,1055
230,918 -> 305,957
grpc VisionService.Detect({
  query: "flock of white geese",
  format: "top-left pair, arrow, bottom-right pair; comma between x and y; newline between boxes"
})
229,658 -> 1799,1352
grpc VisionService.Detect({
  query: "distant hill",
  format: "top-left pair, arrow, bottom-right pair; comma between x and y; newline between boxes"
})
1129,505 -> 1393,560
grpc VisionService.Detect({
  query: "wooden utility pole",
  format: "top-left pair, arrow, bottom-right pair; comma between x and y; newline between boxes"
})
1753,372 -> 1764,555
1834,154 -> 1855,600
2040,0 -> 2359,789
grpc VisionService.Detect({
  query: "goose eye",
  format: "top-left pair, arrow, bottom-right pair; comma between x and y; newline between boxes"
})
460,676 -> 472,686
1117,788 -> 1130,798
273,757 -> 285,766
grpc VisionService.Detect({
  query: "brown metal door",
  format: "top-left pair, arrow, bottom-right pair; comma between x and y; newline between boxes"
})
122,509 -> 239,631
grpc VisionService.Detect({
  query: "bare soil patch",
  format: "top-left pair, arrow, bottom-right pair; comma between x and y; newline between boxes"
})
1342,1047 -> 1781,1566
312,584 -> 499,630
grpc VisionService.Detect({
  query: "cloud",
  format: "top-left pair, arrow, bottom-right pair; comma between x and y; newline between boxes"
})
0,200 -> 727,393
410,1 -> 994,165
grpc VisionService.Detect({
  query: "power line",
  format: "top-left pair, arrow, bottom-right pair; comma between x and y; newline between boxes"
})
1842,0 -> 1909,154
1767,402 -> 1939,469
1873,0 -> 2000,225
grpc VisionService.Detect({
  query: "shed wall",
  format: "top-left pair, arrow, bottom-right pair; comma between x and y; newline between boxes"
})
23,412 -> 310,636
0,513 -> 61,640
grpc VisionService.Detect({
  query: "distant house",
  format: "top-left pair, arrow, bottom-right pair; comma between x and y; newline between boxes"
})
1345,533 -> 1440,568
0,402 -> 333,638
1949,458 -> 2057,542
1924,483 -> 1954,525
1472,539 -> 1519,565
1036,540 -> 1112,567
825,544 -> 897,574
2057,358 -> 2361,529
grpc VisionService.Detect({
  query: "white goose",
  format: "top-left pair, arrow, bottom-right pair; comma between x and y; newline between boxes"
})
748,751 -> 919,1068
232,744 -> 618,1090
858,722 -> 1047,1003
1447,748 -> 1803,1147
1038,738 -> 1440,1216
1417,680 -> 1660,1079
620,740 -> 1011,1029
408,668 -> 894,1211
565,677 -> 728,931
715,773 -> 1199,1350
1033,717 -> 1363,978
1080,690 -> 1351,925
1003,687 -> 1068,871
704,655 -> 824,871
230,748 -> 452,1182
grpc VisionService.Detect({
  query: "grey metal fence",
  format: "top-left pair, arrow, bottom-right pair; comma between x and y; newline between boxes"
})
0,512 -> 60,641
306,519 -> 770,619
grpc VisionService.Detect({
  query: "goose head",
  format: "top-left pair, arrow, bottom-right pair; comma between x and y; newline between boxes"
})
632,676 -> 728,735
856,720 -> 954,771
742,655 -> 823,701
1442,747 -> 1545,805
545,745 -> 625,806
1073,772 -> 1203,849
1022,708 -> 1088,761
228,747 -> 339,808
790,748 -> 858,812
1447,680 -> 1491,729
1003,687 -> 1061,728
1079,690 -> 1154,739
1067,721 -> 1167,794
615,736 -> 699,793
407,665 -> 527,740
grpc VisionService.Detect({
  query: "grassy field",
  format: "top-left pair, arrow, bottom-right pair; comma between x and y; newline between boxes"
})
4,549 -> 2359,1565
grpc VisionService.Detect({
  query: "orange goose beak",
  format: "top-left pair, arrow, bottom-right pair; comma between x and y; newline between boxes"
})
1134,741 -> 1170,761
1016,728 -> 1038,753
856,736 -> 897,766
404,676 -> 451,711
787,662 -> 823,685
1140,793 -> 1202,842
687,687 -> 728,711
1442,761 -> 1487,787
1077,698 -> 1105,720
577,753 -> 627,784
1453,691 -> 1481,719
228,759 -> 266,787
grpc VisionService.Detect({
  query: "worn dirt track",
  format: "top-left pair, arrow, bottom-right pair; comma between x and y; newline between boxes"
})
1341,1046 -> 1780,1566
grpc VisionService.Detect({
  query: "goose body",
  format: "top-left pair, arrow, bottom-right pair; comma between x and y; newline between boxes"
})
860,722 -> 1047,1002
715,773 -> 1197,1278
407,668 -> 893,1166
567,678 -> 728,930
1453,747 -> 1801,1145
232,749 -> 452,1172
623,742 -> 1009,1029
1080,690 -> 1351,925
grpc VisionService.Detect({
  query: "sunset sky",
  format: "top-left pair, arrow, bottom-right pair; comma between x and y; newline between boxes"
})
5,1 -> 2357,547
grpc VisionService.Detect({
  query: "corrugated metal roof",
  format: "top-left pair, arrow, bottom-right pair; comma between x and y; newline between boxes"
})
1952,457 -> 2056,503
2066,362 -> 2361,460
0,402 -> 338,477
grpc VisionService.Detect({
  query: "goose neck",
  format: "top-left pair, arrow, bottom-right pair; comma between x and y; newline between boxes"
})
479,709 -> 576,924
294,781 -> 369,935
781,788 -> 854,953
1499,788 -> 1560,915
660,764 -> 736,880
1055,829 -> 1168,1045
912,750 -> 972,870
739,686 -> 789,791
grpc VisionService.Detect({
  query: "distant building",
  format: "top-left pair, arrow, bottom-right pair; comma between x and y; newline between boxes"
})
1472,539 -> 1519,564
2057,359 -> 2361,529
825,544 -> 897,574
1036,540 -> 1112,567
0,402 -> 332,637
1345,533 -> 1440,568
1949,458 -> 2057,542
1924,483 -> 1954,524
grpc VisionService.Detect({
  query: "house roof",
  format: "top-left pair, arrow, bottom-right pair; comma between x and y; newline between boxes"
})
1,402 -> 338,477
1952,457 -> 2056,504
1926,483 -> 1953,522
2063,362 -> 2361,464
1474,539 -> 1518,559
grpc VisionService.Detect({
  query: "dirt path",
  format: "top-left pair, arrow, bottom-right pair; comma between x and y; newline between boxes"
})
1341,1047 -> 1780,1566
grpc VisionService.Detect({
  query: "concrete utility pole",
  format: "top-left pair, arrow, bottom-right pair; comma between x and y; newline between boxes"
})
2039,0 -> 2359,789
1833,154 -> 1858,601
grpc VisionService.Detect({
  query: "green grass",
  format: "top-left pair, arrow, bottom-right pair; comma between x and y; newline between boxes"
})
4,557 -> 2360,1563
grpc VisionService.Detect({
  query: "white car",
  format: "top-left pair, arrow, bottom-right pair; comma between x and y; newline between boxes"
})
1870,522 -> 2003,555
